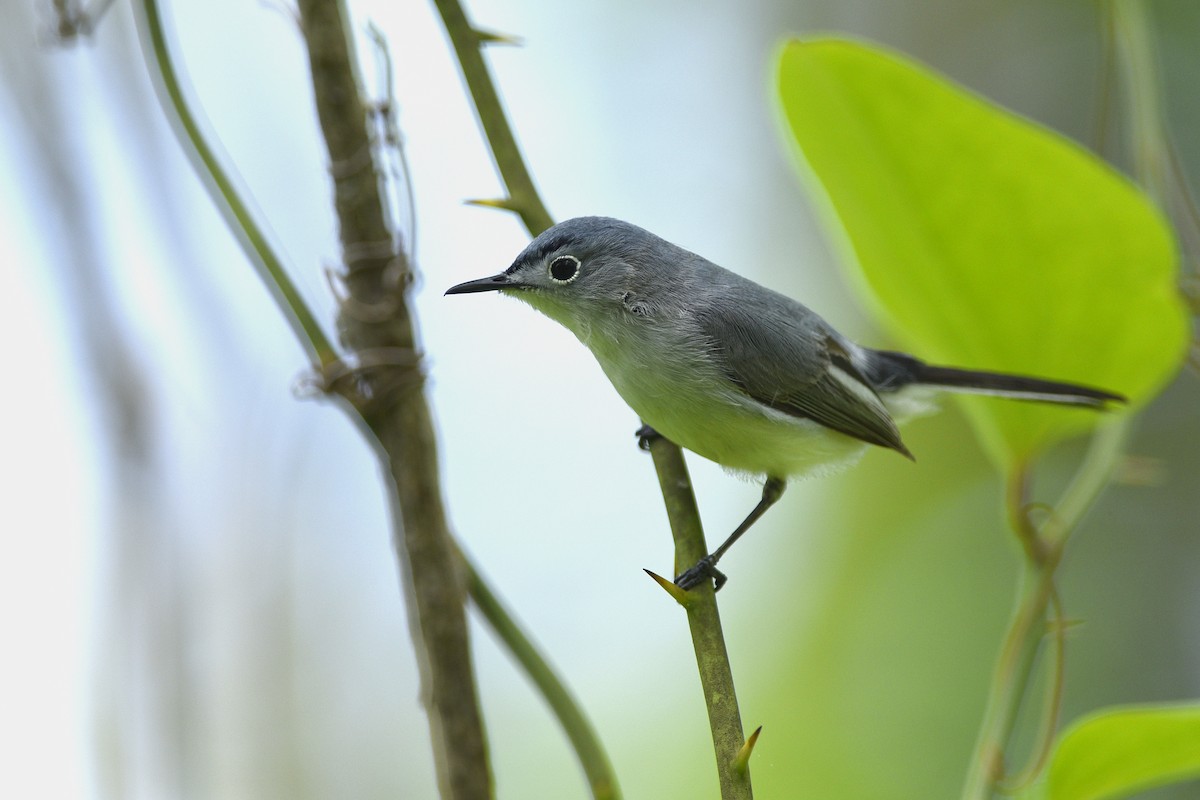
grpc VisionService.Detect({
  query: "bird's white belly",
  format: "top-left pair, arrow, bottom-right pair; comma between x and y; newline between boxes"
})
591,343 -> 869,480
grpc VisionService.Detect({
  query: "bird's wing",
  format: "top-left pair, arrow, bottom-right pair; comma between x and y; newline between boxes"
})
695,301 -> 910,457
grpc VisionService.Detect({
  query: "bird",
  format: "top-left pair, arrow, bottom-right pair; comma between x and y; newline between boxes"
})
446,216 -> 1125,590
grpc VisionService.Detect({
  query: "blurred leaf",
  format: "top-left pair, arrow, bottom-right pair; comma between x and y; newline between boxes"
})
750,411 -> 1017,799
1041,703 -> 1200,799
776,38 -> 1188,467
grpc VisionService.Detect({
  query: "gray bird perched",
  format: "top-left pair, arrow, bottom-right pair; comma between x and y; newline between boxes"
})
446,216 -> 1124,590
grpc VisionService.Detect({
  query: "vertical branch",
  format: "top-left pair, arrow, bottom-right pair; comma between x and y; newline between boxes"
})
295,1 -> 491,798
960,520 -> 1058,797
1110,0 -> 1200,371
430,0 -> 553,235
1110,0 -> 1168,204
432,1 -> 751,794
646,441 -> 753,800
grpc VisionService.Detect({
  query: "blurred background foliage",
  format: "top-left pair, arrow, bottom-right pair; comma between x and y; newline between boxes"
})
1,0 -> 1196,798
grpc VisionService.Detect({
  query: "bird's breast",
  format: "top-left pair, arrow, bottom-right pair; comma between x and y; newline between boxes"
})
583,318 -> 868,480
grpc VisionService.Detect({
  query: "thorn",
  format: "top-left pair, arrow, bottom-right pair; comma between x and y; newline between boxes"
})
1045,616 -> 1085,635
465,197 -> 522,212
732,726 -> 762,776
644,569 -> 692,607
472,27 -> 523,46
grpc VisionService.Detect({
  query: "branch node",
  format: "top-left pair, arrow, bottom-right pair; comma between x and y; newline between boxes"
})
339,292 -> 401,323
328,140 -> 376,181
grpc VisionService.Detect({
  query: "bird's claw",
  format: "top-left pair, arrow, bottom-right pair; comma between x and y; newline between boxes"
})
674,556 -> 727,592
635,424 -> 662,452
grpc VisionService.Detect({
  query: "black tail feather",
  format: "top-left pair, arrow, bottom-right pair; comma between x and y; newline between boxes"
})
867,350 -> 1126,409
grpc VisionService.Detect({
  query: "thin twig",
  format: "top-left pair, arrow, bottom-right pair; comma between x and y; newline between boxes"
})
133,0 -> 337,369
998,587 -> 1068,793
1111,0 -> 1167,203
645,439 -> 753,800
1093,0 -> 1118,159
430,0 -> 553,235
429,2 -> 630,796
961,422 -> 1128,799
430,0 -> 751,796
464,555 -> 619,800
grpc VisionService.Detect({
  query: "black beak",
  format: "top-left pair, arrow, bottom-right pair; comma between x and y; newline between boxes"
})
445,273 -> 515,295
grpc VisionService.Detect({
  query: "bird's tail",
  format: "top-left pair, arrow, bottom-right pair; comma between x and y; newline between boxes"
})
866,350 -> 1126,409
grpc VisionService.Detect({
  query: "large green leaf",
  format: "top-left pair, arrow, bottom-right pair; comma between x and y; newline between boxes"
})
1042,704 -> 1200,799
777,39 -> 1188,466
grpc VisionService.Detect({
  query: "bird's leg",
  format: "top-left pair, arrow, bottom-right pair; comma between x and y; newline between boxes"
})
635,423 -> 662,452
675,477 -> 787,591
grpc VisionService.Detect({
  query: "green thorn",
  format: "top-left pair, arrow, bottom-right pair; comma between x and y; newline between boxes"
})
1046,616 -> 1086,635
465,197 -> 522,212
472,28 -> 523,46
732,726 -> 762,776
644,569 -> 692,607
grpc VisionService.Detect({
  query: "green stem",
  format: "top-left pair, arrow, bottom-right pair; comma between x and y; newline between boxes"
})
961,421 -> 1129,799
1111,0 -> 1200,366
430,0 -> 628,794
431,0 -> 751,794
464,557 -> 619,800
646,438 -> 753,800
132,0 -> 337,369
999,589 -> 1068,793
1110,0 -> 1167,205
430,0 -> 554,236
961,558 -> 1059,798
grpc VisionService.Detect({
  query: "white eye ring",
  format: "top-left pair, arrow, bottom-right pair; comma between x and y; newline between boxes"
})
548,255 -> 581,284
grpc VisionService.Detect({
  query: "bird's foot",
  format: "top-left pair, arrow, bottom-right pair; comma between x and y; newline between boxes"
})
635,424 -> 662,452
674,556 -> 727,592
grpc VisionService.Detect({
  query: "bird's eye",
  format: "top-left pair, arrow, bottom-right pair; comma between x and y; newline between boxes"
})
548,255 -> 581,284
